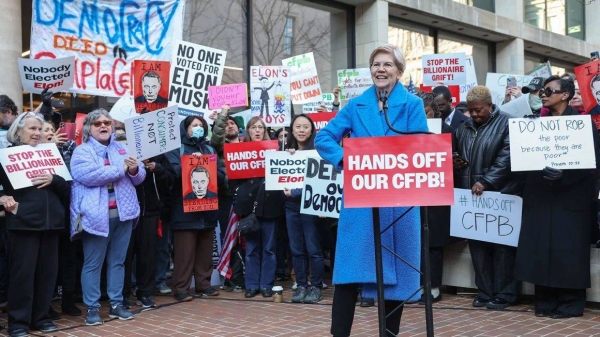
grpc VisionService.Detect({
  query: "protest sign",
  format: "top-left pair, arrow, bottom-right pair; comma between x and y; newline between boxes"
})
181,154 -> 218,212
422,53 -> 467,86
208,83 -> 248,110
124,106 -> 181,161
0,143 -> 72,189
575,59 -> 600,114
343,134 -> 454,208
460,56 -> 478,102
427,119 -> 442,134
109,96 -> 136,123
224,140 -> 278,179
450,189 -> 522,247
265,150 -> 319,190
337,68 -> 372,100
30,0 -> 184,97
18,56 -> 75,93
132,60 -> 170,114
509,115 -> 596,171
310,112 -> 337,132
526,61 -> 552,78
75,113 -> 86,146
303,93 -> 335,113
485,73 -> 534,106
210,225 -> 222,286
301,157 -> 343,218
501,94 -> 533,118
420,85 -> 460,107
282,52 -> 322,104
58,122 -> 76,140
250,66 -> 291,127
170,41 -> 227,118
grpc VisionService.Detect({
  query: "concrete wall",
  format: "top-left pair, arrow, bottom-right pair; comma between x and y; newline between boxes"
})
0,0 -> 22,110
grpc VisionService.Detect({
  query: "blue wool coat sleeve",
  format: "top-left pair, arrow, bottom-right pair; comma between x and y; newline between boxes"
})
315,101 -> 354,170
70,145 -> 125,187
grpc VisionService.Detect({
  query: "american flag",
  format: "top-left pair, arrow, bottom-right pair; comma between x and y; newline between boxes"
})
407,75 -> 416,94
216,202 -> 241,278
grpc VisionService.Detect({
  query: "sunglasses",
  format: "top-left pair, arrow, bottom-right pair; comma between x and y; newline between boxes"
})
538,87 -> 565,98
92,121 -> 112,127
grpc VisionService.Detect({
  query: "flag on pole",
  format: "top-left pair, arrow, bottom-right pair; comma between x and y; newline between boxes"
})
407,76 -> 416,94
216,201 -> 241,278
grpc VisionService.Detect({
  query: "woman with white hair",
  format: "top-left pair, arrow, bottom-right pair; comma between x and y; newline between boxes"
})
0,112 -> 70,337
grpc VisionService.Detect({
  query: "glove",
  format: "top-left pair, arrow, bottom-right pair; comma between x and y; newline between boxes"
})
523,114 -> 540,119
41,88 -> 53,107
543,166 -> 563,182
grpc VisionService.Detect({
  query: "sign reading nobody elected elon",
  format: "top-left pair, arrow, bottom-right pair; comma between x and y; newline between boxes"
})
343,134 -> 454,208
509,115 -> 595,171
265,150 -> 319,190
450,189 -> 522,247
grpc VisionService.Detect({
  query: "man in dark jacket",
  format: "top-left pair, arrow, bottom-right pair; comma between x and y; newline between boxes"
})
433,85 -> 469,129
453,85 -> 523,310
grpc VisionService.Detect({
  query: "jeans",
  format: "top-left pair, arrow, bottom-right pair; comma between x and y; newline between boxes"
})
81,218 -> 133,308
244,218 -> 276,290
286,210 -> 323,288
155,221 -> 171,288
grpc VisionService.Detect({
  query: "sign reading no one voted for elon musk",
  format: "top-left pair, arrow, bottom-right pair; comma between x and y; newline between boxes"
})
343,134 -> 454,208
509,115 -> 595,171
301,157 -> 343,219
450,189 -> 523,247
0,143 -> 72,190
265,150 -> 319,190
124,105 -> 181,162
223,140 -> 279,180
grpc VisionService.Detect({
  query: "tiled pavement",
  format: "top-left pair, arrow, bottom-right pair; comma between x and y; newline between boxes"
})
3,282 -> 600,337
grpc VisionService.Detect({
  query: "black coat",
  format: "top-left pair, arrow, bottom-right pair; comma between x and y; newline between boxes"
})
136,154 -> 173,217
234,177 -> 284,219
449,109 -> 469,129
515,106 -> 598,289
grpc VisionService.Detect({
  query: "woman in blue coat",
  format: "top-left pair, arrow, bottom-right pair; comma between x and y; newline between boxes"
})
315,44 -> 428,337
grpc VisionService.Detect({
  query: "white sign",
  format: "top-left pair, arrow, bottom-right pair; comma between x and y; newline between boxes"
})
509,115 -> 596,171
337,68 -> 372,100
526,61 -> 552,78
18,57 -> 75,94
0,143 -> 72,190
265,150 -> 318,190
124,106 -> 181,161
460,56 -> 478,102
485,73 -> 534,106
422,53 -> 467,86
170,41 -> 227,118
303,93 -> 335,113
301,157 -> 343,218
109,96 -> 137,123
427,119 -> 442,134
501,94 -> 533,118
282,52 -> 322,104
450,189 -> 522,247
250,66 -> 291,127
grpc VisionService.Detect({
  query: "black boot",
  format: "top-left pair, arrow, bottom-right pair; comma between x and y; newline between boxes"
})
61,291 -> 82,316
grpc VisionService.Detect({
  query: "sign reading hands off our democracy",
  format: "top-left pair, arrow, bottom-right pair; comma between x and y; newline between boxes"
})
343,134 -> 454,208
0,143 -> 72,190
301,157 -> 343,219
124,105 -> 181,161
509,115 -> 595,171
450,189 -> 522,247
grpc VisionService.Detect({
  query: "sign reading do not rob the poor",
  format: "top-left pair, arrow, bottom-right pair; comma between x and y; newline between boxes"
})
124,105 -> 181,161
0,143 -> 72,189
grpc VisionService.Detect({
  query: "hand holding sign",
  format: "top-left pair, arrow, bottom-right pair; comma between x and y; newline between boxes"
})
124,157 -> 139,175
31,173 -> 53,189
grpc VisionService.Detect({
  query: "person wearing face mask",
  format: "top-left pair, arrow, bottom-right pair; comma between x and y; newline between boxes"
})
521,77 -> 546,116
433,85 -> 469,129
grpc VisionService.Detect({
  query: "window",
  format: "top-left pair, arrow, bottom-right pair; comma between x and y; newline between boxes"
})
453,0 -> 495,12
284,17 -> 294,56
388,23 -> 434,87
524,0 -> 585,40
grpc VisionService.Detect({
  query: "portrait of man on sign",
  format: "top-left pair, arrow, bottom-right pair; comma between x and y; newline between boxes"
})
184,166 -> 217,200
135,71 -> 169,104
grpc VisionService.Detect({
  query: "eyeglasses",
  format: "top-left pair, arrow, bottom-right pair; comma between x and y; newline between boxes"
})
538,87 -> 565,98
250,125 -> 264,130
371,62 -> 395,70
92,121 -> 112,127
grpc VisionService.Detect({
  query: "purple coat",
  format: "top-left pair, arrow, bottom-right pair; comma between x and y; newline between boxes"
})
70,134 -> 146,239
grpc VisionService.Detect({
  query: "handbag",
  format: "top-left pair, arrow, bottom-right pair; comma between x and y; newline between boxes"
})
237,201 -> 260,235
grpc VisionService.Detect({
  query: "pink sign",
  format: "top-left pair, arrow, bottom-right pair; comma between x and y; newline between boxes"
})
208,83 -> 248,110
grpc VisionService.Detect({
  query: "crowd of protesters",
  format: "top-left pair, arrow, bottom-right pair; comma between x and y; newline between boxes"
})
0,43 -> 599,337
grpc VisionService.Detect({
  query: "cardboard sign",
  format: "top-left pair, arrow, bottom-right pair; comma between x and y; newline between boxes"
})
501,94 -> 533,118
124,106 -> 181,161
302,93 -> 335,113
170,41 -> 227,118
426,119 -> 442,134
485,73 -> 534,106
181,154 -> 218,212
282,52 -> 322,104
18,56 -> 75,93
343,134 -> 454,208
460,56 -> 478,102
450,189 -> 522,247
30,0 -> 184,97
224,140 -> 278,179
526,61 -> 553,78
310,112 -> 337,132
301,157 -> 343,219
509,115 -> 596,171
337,68 -> 372,100
75,113 -> 86,146
265,150 -> 319,190
132,60 -> 171,114
250,66 -> 291,127
420,85 -> 461,107
208,83 -> 248,110
58,122 -> 76,140
109,96 -> 136,123
0,143 -> 72,189
422,53 -> 467,86
575,60 -> 600,114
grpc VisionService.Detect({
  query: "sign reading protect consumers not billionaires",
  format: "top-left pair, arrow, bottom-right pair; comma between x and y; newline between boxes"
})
124,105 -> 181,162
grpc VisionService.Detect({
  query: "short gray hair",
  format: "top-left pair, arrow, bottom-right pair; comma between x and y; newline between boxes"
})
6,112 -> 45,144
82,109 -> 112,143
369,44 -> 406,73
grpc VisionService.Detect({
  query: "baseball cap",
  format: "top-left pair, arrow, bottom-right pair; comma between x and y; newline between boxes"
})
455,101 -> 468,112
521,77 -> 545,94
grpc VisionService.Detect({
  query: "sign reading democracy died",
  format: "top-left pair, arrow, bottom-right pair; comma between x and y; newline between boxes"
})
337,68 -> 372,100
223,140 -> 279,179
265,150 -> 319,190
509,115 -> 595,171
181,154 -> 218,213
282,52 -> 322,104
250,66 -> 291,127
0,143 -> 72,189
18,56 -> 75,93
343,134 -> 454,208
422,53 -> 466,86
124,106 -> 181,161
301,157 -> 343,219
132,60 -> 171,114
208,83 -> 248,110
450,189 -> 523,247
30,0 -> 184,97
170,41 -> 227,118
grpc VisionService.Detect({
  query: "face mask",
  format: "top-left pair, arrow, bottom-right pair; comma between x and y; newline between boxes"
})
528,93 -> 543,111
191,126 -> 204,139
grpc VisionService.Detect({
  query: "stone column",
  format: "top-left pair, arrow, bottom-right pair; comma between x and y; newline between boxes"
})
0,0 -> 22,110
495,0 -> 524,74
355,0 -> 389,68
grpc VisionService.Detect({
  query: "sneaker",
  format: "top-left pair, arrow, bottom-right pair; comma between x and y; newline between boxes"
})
109,304 -> 134,320
8,328 -> 28,337
291,282 -> 298,291
122,298 -> 131,309
303,286 -> 323,304
233,285 -> 244,293
175,292 -> 193,302
197,287 -> 219,297
85,308 -> 103,326
292,286 -> 309,303
155,284 -> 172,295
38,322 -> 58,333
136,297 -> 157,309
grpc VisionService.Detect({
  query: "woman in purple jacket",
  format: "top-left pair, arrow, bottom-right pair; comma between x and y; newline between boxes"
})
70,109 -> 145,326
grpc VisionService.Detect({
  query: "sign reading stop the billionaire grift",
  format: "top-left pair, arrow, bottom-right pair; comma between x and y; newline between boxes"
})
343,134 -> 454,208
224,140 -> 279,180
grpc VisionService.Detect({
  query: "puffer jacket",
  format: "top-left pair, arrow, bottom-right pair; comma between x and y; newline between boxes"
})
70,134 -> 146,239
452,104 -> 524,195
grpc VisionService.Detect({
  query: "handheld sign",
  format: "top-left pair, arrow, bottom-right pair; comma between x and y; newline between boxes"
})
343,134 -> 454,208
450,189 -> 522,247
124,105 -> 181,161
18,57 -> 75,93
224,140 -> 278,179
303,93 -> 335,113
75,113 -> 86,146
301,157 -> 343,219
181,154 -> 218,213
208,83 -> 248,110
282,52 -> 322,104
310,112 -> 337,132
250,66 -> 291,127
422,53 -> 467,86
132,60 -> 171,114
0,143 -> 72,189
485,73 -> 534,106
265,150 -> 319,190
575,59 -> 600,114
426,119 -> 442,134
420,85 -> 460,107
508,115 -> 595,171
337,68 -> 372,100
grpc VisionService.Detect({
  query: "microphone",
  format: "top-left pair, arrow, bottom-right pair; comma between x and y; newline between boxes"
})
378,89 -> 388,114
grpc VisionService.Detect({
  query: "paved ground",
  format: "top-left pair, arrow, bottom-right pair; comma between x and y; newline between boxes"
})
3,280 -> 600,337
